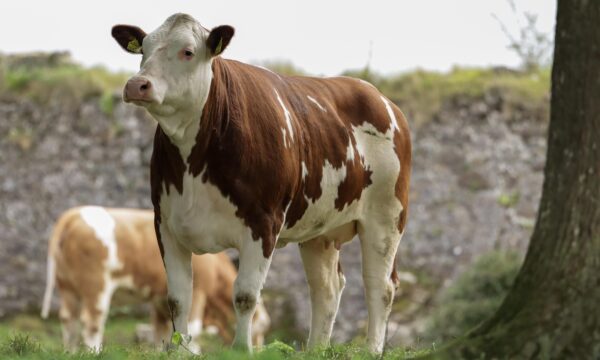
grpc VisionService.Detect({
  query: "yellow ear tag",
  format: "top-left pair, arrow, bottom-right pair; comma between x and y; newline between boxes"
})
127,38 -> 142,53
215,38 -> 223,54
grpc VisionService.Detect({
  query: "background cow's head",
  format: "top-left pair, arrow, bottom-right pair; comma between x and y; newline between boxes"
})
112,13 -> 234,127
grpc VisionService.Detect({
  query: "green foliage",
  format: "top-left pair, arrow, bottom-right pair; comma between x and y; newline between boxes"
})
424,251 -> 522,343
99,92 -> 116,117
1,334 -> 40,357
344,66 -> 550,127
0,53 -> 129,107
379,67 -> 550,127
1,52 -> 550,129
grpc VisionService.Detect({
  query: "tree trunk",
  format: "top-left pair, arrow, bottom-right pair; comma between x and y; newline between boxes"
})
428,1 -> 600,358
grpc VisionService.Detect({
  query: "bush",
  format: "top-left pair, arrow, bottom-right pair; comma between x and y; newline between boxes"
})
424,251 -> 522,342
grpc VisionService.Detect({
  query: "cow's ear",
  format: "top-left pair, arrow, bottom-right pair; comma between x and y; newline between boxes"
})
112,25 -> 147,54
206,25 -> 235,56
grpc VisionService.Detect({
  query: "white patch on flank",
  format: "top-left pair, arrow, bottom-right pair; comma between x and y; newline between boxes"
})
274,89 -> 294,144
80,207 -> 120,270
301,161 -> 309,180
307,95 -> 327,112
380,96 -> 399,132
188,319 -> 203,338
280,160 -> 353,241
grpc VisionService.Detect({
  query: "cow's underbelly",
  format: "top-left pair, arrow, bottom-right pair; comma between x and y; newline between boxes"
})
160,171 -> 252,254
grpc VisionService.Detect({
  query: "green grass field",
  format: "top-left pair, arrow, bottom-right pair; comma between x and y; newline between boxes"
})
0,314 -> 430,359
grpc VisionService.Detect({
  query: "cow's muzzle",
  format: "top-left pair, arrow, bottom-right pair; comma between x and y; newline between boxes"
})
124,76 -> 154,103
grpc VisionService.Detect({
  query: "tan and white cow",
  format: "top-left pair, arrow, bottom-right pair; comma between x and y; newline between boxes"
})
41,206 -> 270,352
112,13 -> 411,353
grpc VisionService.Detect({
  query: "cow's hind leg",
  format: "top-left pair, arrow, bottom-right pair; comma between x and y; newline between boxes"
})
358,220 -> 403,353
80,285 -> 113,352
232,237 -> 273,352
58,289 -> 80,352
299,237 -> 346,348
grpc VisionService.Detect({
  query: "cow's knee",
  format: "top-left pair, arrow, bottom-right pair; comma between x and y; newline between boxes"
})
234,292 -> 257,315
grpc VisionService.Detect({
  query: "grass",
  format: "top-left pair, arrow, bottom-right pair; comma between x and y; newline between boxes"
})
343,66 -> 551,127
2,65 -> 129,107
423,251 -> 522,343
0,314 -> 431,359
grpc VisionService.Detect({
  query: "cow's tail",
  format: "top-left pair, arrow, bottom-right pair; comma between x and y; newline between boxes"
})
41,209 -> 75,318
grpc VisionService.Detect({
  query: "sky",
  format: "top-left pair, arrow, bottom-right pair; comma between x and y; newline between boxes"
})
0,1 -> 556,76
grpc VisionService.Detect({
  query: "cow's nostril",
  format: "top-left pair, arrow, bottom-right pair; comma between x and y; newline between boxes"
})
140,84 -> 149,91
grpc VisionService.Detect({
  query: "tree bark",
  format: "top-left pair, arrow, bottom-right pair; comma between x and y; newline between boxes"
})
427,1 -> 600,358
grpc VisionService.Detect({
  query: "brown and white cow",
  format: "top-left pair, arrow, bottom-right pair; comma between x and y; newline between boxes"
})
41,206 -> 270,352
112,13 -> 411,353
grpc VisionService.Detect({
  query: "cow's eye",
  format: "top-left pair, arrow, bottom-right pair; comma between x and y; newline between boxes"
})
184,50 -> 194,57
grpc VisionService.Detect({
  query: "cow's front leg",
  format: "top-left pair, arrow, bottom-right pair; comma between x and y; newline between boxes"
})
232,237 -> 273,352
160,225 -> 194,352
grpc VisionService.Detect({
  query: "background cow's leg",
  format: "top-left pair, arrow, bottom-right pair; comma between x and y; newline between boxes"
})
58,289 -> 80,352
251,299 -> 271,348
299,237 -> 346,348
232,238 -> 273,352
160,225 -> 193,350
151,300 -> 171,348
187,289 -> 207,353
80,286 -> 113,352
358,221 -> 402,353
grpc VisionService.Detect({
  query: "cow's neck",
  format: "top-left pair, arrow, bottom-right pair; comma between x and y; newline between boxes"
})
151,63 -> 214,161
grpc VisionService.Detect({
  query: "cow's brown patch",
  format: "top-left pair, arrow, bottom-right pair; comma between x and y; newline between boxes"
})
150,127 -> 186,260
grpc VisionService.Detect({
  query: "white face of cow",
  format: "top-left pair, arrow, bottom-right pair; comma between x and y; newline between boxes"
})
112,13 -> 234,139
